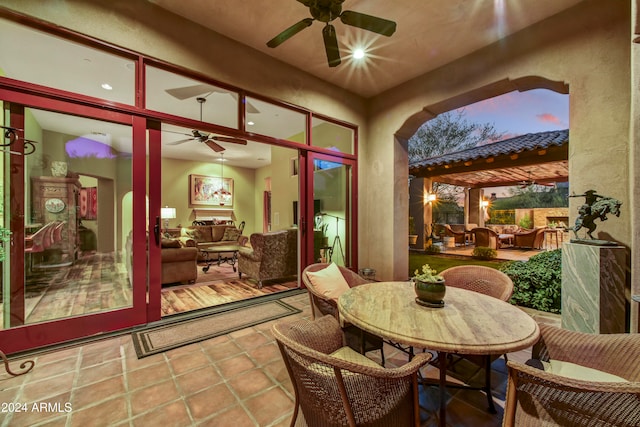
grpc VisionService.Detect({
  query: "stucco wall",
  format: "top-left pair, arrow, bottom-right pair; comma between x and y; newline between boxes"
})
365,0 -> 632,285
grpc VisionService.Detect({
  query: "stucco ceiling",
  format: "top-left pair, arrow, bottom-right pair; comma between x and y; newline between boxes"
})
148,0 -> 585,98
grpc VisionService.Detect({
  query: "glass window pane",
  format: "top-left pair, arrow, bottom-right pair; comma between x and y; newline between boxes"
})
146,66 -> 238,129
0,18 -> 135,105
5,108 -> 133,326
311,117 -> 355,154
245,97 -> 306,143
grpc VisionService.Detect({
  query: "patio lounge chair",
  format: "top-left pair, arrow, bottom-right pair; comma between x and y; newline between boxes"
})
513,227 -> 545,249
503,323 -> 640,426
444,224 -> 466,246
272,315 -> 432,427
471,227 -> 500,249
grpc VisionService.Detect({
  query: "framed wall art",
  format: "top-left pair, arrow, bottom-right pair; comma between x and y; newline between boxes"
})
189,174 -> 234,207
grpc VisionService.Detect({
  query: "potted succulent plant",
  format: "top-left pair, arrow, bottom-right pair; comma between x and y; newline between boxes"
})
412,263 -> 446,308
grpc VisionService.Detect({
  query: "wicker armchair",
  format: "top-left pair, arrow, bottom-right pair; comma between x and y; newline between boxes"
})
273,315 -> 432,427
444,224 -> 466,246
513,227 -> 545,249
439,265 -> 514,412
471,227 -> 500,249
503,323 -> 640,426
302,263 -> 385,363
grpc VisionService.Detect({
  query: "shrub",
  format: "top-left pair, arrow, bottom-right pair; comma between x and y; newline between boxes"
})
500,249 -> 562,313
472,246 -> 497,260
518,215 -> 533,229
425,243 -> 441,254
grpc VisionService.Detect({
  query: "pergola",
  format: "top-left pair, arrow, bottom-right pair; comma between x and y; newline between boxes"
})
408,129 -> 569,248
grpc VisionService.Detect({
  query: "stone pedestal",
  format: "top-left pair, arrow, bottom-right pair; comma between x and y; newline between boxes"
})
562,242 -> 626,333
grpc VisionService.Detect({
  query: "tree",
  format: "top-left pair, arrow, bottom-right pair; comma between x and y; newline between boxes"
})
408,109 -> 505,202
408,109 -> 505,163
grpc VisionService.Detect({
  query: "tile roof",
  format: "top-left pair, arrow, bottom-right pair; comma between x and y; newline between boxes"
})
409,129 -> 569,168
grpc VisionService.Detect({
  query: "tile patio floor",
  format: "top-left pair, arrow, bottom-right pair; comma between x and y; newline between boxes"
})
0,292 -> 560,427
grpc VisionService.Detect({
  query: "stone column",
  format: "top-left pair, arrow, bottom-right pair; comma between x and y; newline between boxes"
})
562,242 -> 627,333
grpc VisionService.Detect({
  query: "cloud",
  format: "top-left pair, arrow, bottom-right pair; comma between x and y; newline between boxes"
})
536,113 -> 562,125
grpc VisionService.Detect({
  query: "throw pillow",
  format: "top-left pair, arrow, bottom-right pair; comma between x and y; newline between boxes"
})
306,262 -> 350,303
183,228 -> 203,242
161,238 -> 182,248
222,228 -> 241,241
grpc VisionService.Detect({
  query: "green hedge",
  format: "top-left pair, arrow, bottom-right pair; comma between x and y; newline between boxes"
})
500,249 -> 562,313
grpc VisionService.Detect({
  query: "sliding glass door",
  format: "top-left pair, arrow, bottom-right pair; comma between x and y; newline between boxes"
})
0,94 -> 149,353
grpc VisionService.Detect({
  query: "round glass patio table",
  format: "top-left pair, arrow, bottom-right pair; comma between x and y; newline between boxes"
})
338,282 -> 540,427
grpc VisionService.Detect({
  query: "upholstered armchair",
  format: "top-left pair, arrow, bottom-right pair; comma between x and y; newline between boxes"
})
503,323 -> 640,426
273,315 -> 431,427
513,227 -> 545,249
238,229 -> 297,288
471,227 -> 500,249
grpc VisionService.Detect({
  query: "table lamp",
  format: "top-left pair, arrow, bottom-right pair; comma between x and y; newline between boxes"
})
160,206 -> 176,234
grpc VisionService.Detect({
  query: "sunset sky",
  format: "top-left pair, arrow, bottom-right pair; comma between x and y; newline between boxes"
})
458,88 -> 569,197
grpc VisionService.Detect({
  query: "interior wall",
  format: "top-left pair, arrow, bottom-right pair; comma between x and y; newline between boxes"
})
160,157 -> 255,234
365,0 -> 632,285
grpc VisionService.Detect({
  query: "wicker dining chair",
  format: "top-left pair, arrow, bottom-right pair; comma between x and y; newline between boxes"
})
302,263 -> 385,364
503,323 -> 640,426
438,265 -> 514,412
273,315 -> 432,427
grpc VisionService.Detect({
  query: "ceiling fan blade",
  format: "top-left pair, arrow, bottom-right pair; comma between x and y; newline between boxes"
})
322,24 -> 341,67
166,138 -> 193,145
204,140 -> 226,152
212,136 -> 247,145
165,84 -> 217,100
339,11 -> 397,36
267,18 -> 314,48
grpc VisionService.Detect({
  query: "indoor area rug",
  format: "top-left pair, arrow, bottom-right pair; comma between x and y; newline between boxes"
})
131,299 -> 301,358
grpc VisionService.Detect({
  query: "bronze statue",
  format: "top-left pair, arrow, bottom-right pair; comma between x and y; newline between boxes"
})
569,190 -> 621,240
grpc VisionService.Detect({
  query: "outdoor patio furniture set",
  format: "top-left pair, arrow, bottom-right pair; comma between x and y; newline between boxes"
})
445,224 -> 548,250
277,262 -> 640,426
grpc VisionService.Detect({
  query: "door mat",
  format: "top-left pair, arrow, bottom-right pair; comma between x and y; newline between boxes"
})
131,299 -> 301,358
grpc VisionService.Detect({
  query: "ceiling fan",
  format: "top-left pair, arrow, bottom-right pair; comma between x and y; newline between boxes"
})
165,97 -> 247,153
165,84 -> 260,114
267,0 -> 397,67
518,171 -> 554,188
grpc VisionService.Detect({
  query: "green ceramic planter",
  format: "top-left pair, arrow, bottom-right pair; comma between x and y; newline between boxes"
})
414,279 -> 446,308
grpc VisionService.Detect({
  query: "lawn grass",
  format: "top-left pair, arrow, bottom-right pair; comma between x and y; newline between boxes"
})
408,251 -> 512,278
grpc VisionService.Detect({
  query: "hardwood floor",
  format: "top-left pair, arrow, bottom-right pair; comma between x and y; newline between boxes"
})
1,252 -> 299,324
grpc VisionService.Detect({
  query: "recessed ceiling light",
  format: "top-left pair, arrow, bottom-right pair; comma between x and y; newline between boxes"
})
101,83 -> 113,90
247,121 -> 255,126
353,48 -> 365,59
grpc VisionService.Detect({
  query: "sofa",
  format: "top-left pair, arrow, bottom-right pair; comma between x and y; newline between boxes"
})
178,224 -> 245,260
125,231 -> 198,286
238,229 -> 297,288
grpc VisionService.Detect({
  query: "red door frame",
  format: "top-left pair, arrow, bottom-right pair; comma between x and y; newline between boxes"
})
303,152 -> 358,270
0,89 -> 152,354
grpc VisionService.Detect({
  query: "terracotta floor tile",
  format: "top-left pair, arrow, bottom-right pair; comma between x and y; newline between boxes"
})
215,354 -> 256,379
130,379 -> 181,416
4,394 -> 72,427
234,331 -> 270,351
227,368 -> 276,400
197,404 -> 256,427
175,365 -> 222,396
243,386 -> 294,427
168,349 -> 211,375
27,355 -> 78,381
34,346 -> 81,366
76,359 -> 123,387
21,372 -> 75,402
131,400 -> 191,427
246,342 -> 281,366
80,340 -> 123,369
126,362 -> 173,391
185,383 -> 237,421
203,339 -> 242,360
72,376 -> 126,409
69,396 -> 129,427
